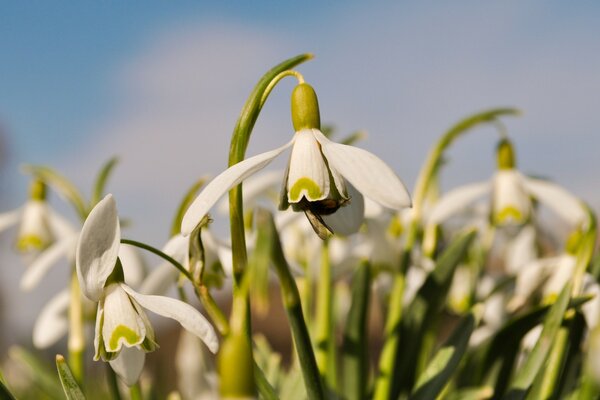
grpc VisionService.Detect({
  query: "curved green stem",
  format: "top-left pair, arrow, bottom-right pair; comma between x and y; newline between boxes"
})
67,270 -> 84,385
121,238 -> 193,282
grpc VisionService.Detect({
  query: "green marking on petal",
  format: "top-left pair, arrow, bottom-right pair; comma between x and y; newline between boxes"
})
495,206 -> 524,224
16,234 -> 47,252
108,325 -> 141,351
289,177 -> 323,202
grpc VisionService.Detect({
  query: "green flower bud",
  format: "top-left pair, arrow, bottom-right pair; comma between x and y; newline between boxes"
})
218,333 -> 256,398
496,138 -> 516,170
30,179 -> 47,201
291,83 -> 320,131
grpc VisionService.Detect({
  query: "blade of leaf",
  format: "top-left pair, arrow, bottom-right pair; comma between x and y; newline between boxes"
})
0,378 -> 17,400
394,229 -> 477,394
21,164 -> 87,220
91,156 -> 119,207
503,282 -> 572,399
410,306 -> 483,400
9,346 -> 63,398
55,355 -> 85,400
341,260 -> 371,400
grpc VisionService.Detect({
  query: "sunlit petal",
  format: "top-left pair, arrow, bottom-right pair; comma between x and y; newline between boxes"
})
321,184 -> 364,236
76,194 -> 121,301
314,129 -> 411,210
524,177 -> 587,227
0,208 -> 22,233
102,284 -> 147,353
492,170 -> 530,225
32,289 -> 69,349
181,140 -> 294,236
122,284 -> 219,354
428,181 -> 491,226
21,234 -> 78,291
109,346 -> 146,387
119,245 -> 146,289
287,129 -> 330,203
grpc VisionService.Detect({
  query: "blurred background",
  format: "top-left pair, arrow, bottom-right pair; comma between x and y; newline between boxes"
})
1,1 -> 599,361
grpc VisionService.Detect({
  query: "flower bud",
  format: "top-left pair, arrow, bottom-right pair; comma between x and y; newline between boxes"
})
496,138 -> 516,170
291,83 -> 320,131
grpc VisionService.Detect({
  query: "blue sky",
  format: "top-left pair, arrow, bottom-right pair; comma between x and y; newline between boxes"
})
1,2 -> 600,334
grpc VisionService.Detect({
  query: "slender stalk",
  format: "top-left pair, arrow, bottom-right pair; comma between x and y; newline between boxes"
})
197,285 -> 230,336
315,240 -> 336,389
68,270 -> 84,384
106,364 -> 122,400
257,208 -> 325,399
121,239 -> 193,282
129,382 -> 143,400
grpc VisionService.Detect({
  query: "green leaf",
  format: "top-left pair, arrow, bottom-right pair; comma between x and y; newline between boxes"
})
91,156 -> 119,207
0,378 -> 17,400
444,386 -> 494,400
56,355 -> 85,400
410,306 -> 483,400
503,282 -> 572,399
341,260 -> 372,400
248,212 -> 274,315
9,346 -> 63,399
395,229 -> 478,393
22,164 -> 88,220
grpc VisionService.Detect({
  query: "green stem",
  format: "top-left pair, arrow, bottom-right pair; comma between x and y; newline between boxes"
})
197,285 -> 230,336
121,239 -> 193,282
106,364 -> 122,400
129,382 -> 143,400
341,260 -> 372,400
68,270 -> 84,385
528,327 -> 569,399
373,272 -> 406,400
315,240 -> 336,389
259,209 -> 325,400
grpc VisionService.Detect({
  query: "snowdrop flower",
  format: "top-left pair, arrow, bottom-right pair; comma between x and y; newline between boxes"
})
76,194 -> 218,385
426,138 -> 586,232
182,82 -> 411,239
0,180 -> 73,258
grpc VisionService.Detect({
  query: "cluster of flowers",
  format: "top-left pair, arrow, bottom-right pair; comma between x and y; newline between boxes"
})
0,57 -> 598,399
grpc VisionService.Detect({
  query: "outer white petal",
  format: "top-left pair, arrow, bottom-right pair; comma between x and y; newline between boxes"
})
492,170 -> 530,225
47,208 -> 77,239
181,140 -> 293,236
321,184 -> 365,236
504,225 -> 537,275
122,284 -> 219,353
524,177 -> 587,227
32,289 -> 70,349
76,194 -> 121,301
109,346 -> 146,387
139,263 -> 178,295
0,208 -> 22,233
287,130 -> 330,202
18,200 -> 54,250
176,330 -> 218,400
427,182 -> 491,226
217,170 -> 283,214
21,234 -> 79,291
542,254 -> 576,298
102,284 -> 147,352
510,258 -> 553,310
314,129 -> 411,210
119,245 -> 146,289
582,276 -> 600,329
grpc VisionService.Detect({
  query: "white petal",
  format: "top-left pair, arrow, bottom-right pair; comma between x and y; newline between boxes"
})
0,208 -> 22,233
314,129 -> 411,210
122,285 -> 219,354
511,258 -> 553,308
427,182 -> 491,226
217,170 -> 283,214
109,346 -> 146,387
119,245 -> 146,289
76,194 -> 121,301
542,254 -> 576,298
47,208 -> 77,239
504,225 -> 537,275
524,177 -> 587,227
582,276 -> 600,329
139,263 -> 178,295
181,140 -> 293,236
102,284 -> 147,352
20,234 -> 78,291
492,170 -> 530,225
321,185 -> 365,236
17,200 -> 54,252
32,289 -> 70,349
287,130 -> 330,202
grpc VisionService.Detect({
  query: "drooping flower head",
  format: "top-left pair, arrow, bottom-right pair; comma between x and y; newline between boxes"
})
76,194 -> 218,385
182,81 -> 411,239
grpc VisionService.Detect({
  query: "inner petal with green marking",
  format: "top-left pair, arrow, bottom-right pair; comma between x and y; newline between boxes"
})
108,324 -> 142,351
495,206 -> 524,224
289,177 -> 323,202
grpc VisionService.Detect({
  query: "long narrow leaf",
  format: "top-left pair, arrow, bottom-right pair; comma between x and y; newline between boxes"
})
411,306 -> 482,400
56,355 -> 85,400
91,156 -> 119,207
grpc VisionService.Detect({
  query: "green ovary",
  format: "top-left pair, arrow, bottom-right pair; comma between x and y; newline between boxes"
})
109,325 -> 141,350
495,206 -> 523,223
289,177 -> 323,202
